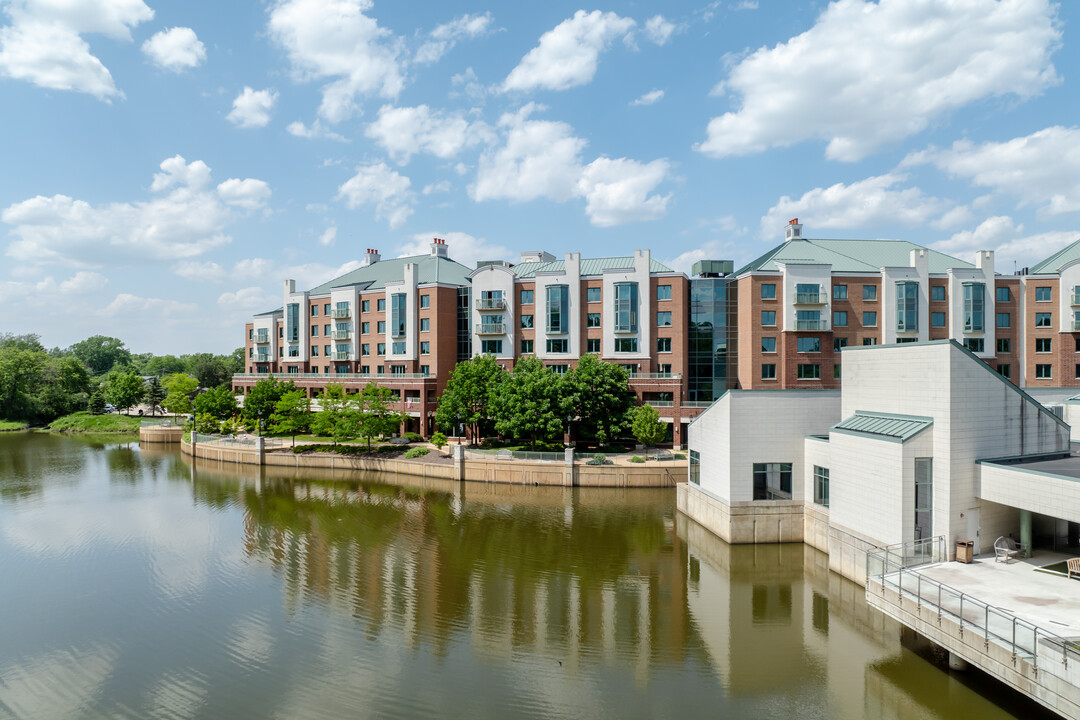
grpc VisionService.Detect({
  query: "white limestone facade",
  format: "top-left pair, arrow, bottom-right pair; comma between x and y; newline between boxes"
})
468,263 -> 516,361
384,262 -> 419,363
601,249 -> 653,363
535,253 -> 582,361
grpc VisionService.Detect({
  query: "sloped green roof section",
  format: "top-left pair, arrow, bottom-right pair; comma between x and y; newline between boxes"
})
736,238 -> 974,275
307,255 -> 473,295
1029,237 -> 1080,274
832,411 -> 933,443
513,256 -> 674,278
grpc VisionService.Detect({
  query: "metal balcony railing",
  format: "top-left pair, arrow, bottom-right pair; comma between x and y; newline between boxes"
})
255,354 -> 270,363
476,323 -> 505,334
331,331 -> 351,340
331,308 -> 350,318
254,334 -> 269,344
476,298 -> 505,310
795,292 -> 826,304
627,372 -> 682,380
334,352 -> 351,360
233,372 -> 434,380
795,319 -> 827,331
646,400 -> 674,407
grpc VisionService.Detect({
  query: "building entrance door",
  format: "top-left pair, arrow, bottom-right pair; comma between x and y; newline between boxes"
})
966,507 -> 981,555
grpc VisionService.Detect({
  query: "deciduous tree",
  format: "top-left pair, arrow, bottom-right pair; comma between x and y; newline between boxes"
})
490,356 -> 566,447
564,354 -> 634,445
356,383 -> 405,448
162,373 -> 198,415
270,390 -> 311,446
631,403 -> 667,449
435,355 -> 504,441
69,335 -> 131,376
193,385 -> 237,420
104,372 -> 146,414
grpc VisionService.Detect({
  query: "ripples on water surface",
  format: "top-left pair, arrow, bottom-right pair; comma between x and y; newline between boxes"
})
0,433 -> 1056,719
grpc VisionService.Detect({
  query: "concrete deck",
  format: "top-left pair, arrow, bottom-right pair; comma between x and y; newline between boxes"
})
917,551 -> 1080,639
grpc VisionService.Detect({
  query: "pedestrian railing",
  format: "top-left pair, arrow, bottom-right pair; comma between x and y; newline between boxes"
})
140,418 -> 179,427
193,433 -> 259,448
866,537 -> 1080,683
465,448 -> 564,463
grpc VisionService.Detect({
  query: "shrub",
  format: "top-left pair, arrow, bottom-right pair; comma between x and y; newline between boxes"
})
403,447 -> 430,459
673,453 -> 686,460
587,453 -> 608,465
630,456 -> 645,463
291,443 -> 401,455
403,431 -> 424,443
431,432 -> 447,451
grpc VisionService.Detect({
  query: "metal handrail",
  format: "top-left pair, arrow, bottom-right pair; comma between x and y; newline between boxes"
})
476,298 -> 505,310
795,292 -> 825,304
627,372 -> 682,379
795,320 -> 827,331
331,331 -> 351,339
475,323 -> 505,334
254,334 -> 270,343
331,308 -> 350,318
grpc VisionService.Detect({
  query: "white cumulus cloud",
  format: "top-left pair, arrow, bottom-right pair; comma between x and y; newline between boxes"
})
102,293 -> 196,317
318,226 -> 337,246
0,0 -> 154,99
216,178 -> 271,209
502,10 -> 635,92
697,0 -> 1062,161
268,0 -> 404,123
933,216 -> 1079,270
286,119 -> 346,141
141,26 -> 205,71
631,89 -> 664,106
227,87 -> 278,128
415,12 -> 493,64
396,231 -> 511,269
337,161 -> 414,228
365,104 -> 493,164
644,15 -> 676,46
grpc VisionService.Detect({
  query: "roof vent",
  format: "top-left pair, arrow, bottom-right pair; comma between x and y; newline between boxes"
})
430,237 -> 449,258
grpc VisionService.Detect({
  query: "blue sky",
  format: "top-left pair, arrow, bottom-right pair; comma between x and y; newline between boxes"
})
1,0 -> 1077,354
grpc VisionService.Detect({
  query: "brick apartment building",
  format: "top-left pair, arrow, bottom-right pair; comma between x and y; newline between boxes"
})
233,226 -> 1080,445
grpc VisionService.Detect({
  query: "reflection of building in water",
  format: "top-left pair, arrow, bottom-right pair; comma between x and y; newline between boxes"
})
236,478 -> 698,676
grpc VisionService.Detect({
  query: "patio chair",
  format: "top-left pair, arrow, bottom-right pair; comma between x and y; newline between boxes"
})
1068,558 -> 1080,580
993,536 -> 1027,563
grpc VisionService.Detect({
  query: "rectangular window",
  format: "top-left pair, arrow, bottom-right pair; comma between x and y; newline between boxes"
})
914,458 -> 932,541
377,343 -> 386,355
897,281 -> 919,331
931,285 -> 946,302
613,282 -> 639,332
863,285 -> 877,301
420,318 -> 429,332
797,364 -> 821,380
390,293 -> 407,337
614,338 -> 638,353
996,312 -> 1010,328
863,311 -> 877,327
657,285 -> 672,301
1036,364 -> 1052,379
286,303 -> 300,343
1036,338 -> 1052,353
521,314 -> 534,329
311,305 -> 319,317
796,310 -> 821,330
324,345 -> 330,356
797,337 -> 821,353
420,294 -> 430,309
657,311 -> 672,327
896,337 -> 918,343
1076,337 -> 1080,353
1076,364 -> 1080,379
377,299 -> 385,312
586,313 -> 601,328
997,364 -> 1010,378
863,338 -> 878,346
1035,312 -> 1052,327
964,338 -> 984,353
586,338 -> 600,353
361,344 -> 369,356
761,364 -> 776,380
391,341 -> 405,355
1036,286 -> 1052,302
520,289 -> 534,305
761,311 -> 776,326
481,339 -> 502,354
761,283 -> 776,300
833,284 -> 847,300
311,346 -> 319,357
546,284 -> 569,333
833,364 -> 841,379
931,312 -> 946,328
997,338 -> 1010,353
249,328 -> 254,340
324,324 -> 331,336
813,466 -> 829,507
521,339 -> 534,353
833,311 -> 848,327
547,338 -> 568,353
761,337 -> 776,353
833,337 -> 848,353
796,283 -> 820,302
362,300 -> 370,313
587,287 -> 601,303
996,286 -> 1010,303
657,337 -> 671,353
362,322 -> 370,334
311,325 -> 319,337
963,282 -> 985,332
322,303 -> 329,315
420,341 -> 430,355
378,321 -> 386,334
752,463 -> 792,501
689,450 -> 700,485
549,364 -> 569,375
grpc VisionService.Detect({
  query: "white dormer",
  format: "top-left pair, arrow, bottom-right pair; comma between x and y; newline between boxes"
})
785,218 -> 803,242
430,237 -> 449,258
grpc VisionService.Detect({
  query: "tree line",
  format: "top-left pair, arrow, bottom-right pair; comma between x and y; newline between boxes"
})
0,333 -> 243,424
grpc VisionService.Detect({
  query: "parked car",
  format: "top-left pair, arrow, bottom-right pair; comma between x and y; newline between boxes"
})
104,404 -> 116,413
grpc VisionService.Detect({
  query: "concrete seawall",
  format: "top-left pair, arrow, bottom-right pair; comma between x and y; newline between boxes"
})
139,426 -> 184,444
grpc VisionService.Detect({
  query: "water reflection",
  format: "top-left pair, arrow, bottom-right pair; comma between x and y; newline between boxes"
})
0,437 -> 1056,720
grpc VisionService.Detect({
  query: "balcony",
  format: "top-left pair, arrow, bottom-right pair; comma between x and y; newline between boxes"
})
334,352 -> 351,361
331,308 -> 350,318
795,319 -> 827,331
254,333 -> 269,344
254,354 -> 269,363
1072,293 -> 1080,306
627,371 -> 682,379
794,292 -> 826,304
331,330 -> 351,340
476,298 -> 505,310
475,323 -> 505,335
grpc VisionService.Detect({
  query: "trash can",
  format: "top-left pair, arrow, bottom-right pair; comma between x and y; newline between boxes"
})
956,539 -> 974,564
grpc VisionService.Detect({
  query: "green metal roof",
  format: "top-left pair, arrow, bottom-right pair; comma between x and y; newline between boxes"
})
832,411 -> 933,443
735,238 -> 974,276
512,256 -> 674,278
307,254 -> 473,295
1029,237 -> 1080,274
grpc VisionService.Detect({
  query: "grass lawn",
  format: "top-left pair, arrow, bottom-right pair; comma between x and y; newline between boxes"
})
0,420 -> 29,431
49,412 -> 141,434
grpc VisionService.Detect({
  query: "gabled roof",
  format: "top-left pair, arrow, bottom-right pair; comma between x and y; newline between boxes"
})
1029,237 -> 1080,274
832,411 -> 933,443
307,254 -> 473,295
735,238 -> 974,275
512,256 -> 674,278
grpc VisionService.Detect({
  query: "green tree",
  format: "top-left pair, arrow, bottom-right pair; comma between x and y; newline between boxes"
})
356,383 -> 405,448
104,372 -> 146,414
87,390 -> 106,415
193,385 -> 238,420
193,413 -> 221,435
69,335 -> 131,376
431,432 -> 448,454
188,353 -> 230,388
435,355 -> 504,441
0,347 -> 46,420
490,356 -> 566,447
311,384 -> 352,444
36,356 -> 91,419
144,376 -> 166,416
144,355 -> 187,376
631,404 -> 667,449
0,333 -> 45,353
564,354 -> 634,445
241,376 -> 296,426
162,373 -> 198,415
270,390 -> 311,446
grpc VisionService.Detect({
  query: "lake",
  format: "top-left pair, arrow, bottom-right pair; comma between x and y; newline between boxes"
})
0,433 -> 1055,719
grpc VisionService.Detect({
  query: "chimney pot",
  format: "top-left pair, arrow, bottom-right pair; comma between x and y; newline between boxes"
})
789,218 -> 798,225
